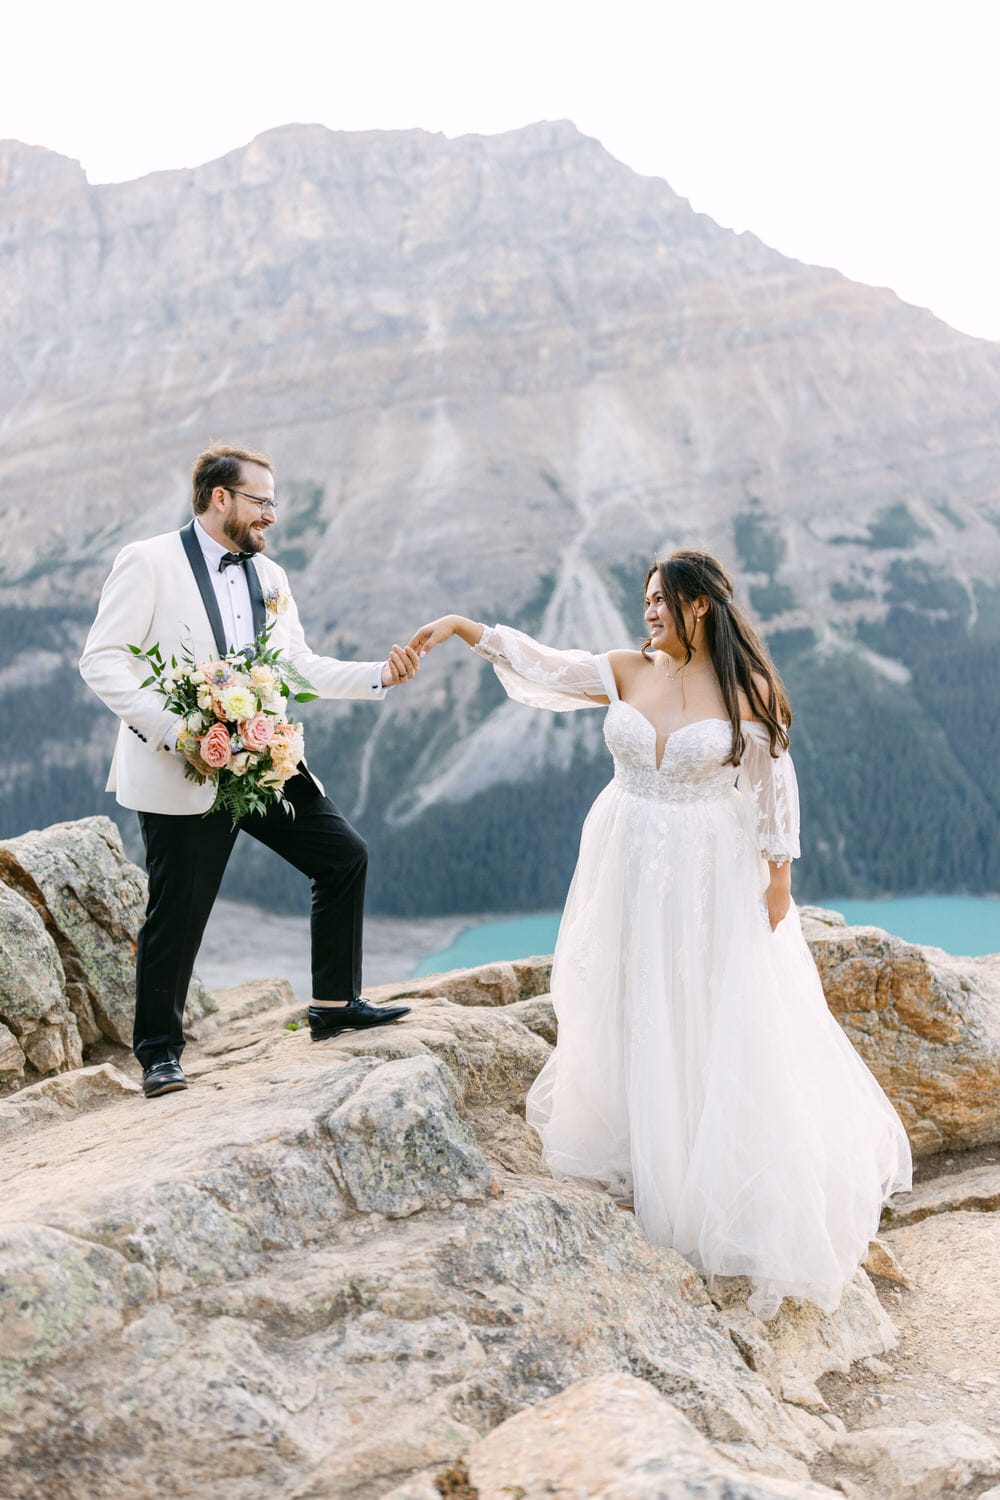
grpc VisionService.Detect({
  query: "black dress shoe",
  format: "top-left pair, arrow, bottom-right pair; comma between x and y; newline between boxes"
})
308,998 -> 411,1041
142,1059 -> 188,1098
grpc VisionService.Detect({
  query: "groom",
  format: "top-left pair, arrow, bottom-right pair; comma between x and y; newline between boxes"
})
80,444 -> 419,1098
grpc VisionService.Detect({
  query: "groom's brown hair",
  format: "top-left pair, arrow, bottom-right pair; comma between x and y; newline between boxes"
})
191,444 -> 273,515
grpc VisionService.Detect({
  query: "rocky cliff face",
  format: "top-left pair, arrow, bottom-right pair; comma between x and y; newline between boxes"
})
0,1005 -> 886,1500
2,822 -> 1000,1497
1,122 -> 998,907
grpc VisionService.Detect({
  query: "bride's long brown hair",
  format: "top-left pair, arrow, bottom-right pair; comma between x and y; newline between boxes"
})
642,549 -> 791,765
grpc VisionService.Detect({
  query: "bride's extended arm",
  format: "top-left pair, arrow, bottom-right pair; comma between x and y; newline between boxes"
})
410,615 -> 485,651
408,616 -> 612,710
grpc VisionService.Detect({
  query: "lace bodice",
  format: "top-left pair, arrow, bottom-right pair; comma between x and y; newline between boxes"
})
474,623 -> 800,864
605,708 -> 738,804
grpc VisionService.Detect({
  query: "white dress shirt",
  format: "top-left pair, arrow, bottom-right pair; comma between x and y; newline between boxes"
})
193,519 -> 388,693
194,518 -> 255,650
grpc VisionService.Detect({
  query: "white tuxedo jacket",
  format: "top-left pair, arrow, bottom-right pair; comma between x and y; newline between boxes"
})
80,523 -> 386,815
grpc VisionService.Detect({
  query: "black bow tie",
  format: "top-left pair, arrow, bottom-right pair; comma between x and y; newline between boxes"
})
219,551 -> 253,573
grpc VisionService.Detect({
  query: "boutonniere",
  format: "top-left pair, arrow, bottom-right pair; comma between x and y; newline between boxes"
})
264,587 -> 291,617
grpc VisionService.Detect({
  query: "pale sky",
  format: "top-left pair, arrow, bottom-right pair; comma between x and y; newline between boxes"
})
4,0 -> 999,340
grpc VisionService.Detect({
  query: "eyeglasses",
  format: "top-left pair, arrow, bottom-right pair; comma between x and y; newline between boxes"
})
223,487 -> 278,514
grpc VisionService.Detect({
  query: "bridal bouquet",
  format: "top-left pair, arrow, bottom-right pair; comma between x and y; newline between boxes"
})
129,602 -> 316,826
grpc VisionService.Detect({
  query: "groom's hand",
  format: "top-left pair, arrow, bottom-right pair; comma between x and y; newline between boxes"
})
381,644 -> 421,687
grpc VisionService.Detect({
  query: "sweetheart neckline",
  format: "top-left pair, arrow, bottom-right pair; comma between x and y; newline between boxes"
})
611,703 -> 733,772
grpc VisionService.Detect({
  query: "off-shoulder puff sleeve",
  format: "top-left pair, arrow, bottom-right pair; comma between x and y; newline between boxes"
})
739,723 -> 801,866
473,624 -> 614,711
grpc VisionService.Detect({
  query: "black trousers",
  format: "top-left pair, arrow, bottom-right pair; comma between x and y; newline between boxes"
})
134,772 -> 367,1067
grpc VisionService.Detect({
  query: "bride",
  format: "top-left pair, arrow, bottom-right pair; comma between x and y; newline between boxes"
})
410,549 -> 912,1319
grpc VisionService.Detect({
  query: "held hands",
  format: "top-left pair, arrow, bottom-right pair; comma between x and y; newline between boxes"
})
381,616 -> 465,689
381,644 -> 422,688
406,616 -> 458,657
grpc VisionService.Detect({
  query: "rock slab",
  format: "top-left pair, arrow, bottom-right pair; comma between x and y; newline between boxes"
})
809,923 -> 1000,1155
462,1372 -> 841,1499
832,1420 -> 1000,1499
0,816 -> 215,1071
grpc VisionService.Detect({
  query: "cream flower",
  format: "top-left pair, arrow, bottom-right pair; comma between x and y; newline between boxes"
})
219,684 -> 256,721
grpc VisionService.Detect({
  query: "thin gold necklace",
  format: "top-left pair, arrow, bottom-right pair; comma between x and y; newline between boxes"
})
662,659 -> 711,682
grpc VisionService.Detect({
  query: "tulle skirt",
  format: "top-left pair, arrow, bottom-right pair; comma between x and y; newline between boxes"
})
526,781 -> 913,1319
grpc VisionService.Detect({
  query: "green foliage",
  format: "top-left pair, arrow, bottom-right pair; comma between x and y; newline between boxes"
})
607,552 -> 658,632
3,570 -> 997,915
514,574 -> 557,638
864,503 -> 931,550
934,498 -> 965,530
856,564 -> 999,844
883,559 -> 969,620
363,744 -> 612,914
275,481 -> 326,573
830,578 -> 870,602
733,514 -> 786,576
749,581 -> 796,619
0,604 -> 93,656
766,628 -> 818,670
973,583 -> 1000,635
784,648 -> 998,896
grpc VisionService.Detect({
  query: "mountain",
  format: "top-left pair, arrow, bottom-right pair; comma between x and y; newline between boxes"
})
1,120 -> 998,911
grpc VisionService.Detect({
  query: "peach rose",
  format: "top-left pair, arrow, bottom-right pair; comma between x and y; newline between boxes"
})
240,712 -> 274,751
200,722 -> 233,770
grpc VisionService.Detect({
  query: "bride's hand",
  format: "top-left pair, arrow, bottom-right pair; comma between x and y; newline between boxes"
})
765,877 -> 791,931
407,616 -> 457,656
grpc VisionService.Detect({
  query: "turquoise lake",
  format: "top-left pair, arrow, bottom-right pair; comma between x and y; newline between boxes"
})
413,894 -> 999,975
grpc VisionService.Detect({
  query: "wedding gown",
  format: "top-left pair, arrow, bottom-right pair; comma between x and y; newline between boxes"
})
474,625 -> 913,1318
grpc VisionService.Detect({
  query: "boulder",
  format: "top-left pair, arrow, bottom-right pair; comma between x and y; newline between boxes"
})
862,1237 -> 910,1287
832,1421 -> 1000,1499
0,815 -> 216,1056
333,996 -> 553,1111
0,1024 -> 25,1083
711,1266 -> 898,1407
0,1063 -> 140,1143
505,993 -> 557,1044
462,1372 -> 841,1499
0,881 -> 81,1086
0,1025 -> 828,1497
806,923 -> 1000,1154
370,954 -> 553,1009
186,976 -> 300,1041
325,1054 -> 493,1215
882,1161 -> 1000,1227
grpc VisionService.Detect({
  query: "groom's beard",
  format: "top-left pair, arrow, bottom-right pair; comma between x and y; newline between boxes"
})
222,514 -> 266,554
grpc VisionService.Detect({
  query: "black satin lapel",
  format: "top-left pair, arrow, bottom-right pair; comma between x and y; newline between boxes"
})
180,520 -> 229,656
246,560 -> 266,640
